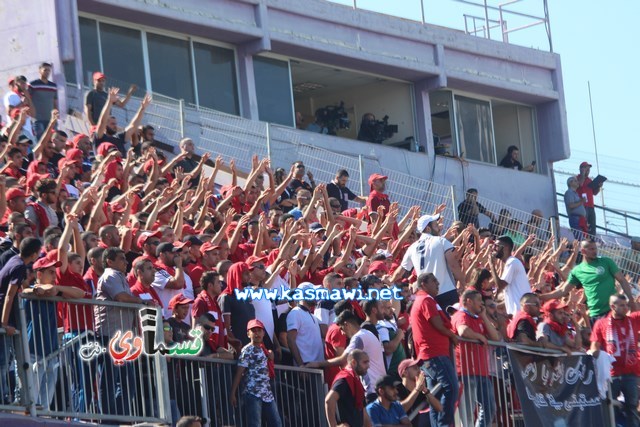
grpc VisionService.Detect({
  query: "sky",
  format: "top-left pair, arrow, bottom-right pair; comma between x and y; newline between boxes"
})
329,0 -> 639,236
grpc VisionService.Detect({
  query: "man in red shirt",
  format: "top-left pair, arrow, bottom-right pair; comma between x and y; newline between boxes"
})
591,293 -> 640,426
127,230 -> 161,287
366,173 -> 389,224
130,258 -> 163,307
576,161 -> 603,237
410,272 -> 459,427
451,289 -> 500,427
185,241 -> 220,291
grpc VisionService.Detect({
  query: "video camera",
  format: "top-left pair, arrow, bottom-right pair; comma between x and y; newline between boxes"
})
316,101 -> 350,135
367,115 -> 398,143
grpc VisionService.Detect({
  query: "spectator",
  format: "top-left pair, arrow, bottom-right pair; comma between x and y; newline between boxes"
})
286,282 -> 324,366
0,222 -> 33,270
176,415 -> 204,427
84,72 -> 135,126
219,262 -> 256,350
326,169 -> 366,212
288,161 -> 315,194
131,258 -> 163,307
409,272 -> 459,427
544,240 -> 635,324
361,299 -> 382,339
366,173 -> 390,224
230,319 -> 283,427
392,212 -> 464,309
357,113 -> 378,143
506,293 -> 545,348
537,299 -> 581,355
24,178 -> 58,239
457,188 -> 495,229
323,300 -> 352,386
4,75 -> 35,141
366,375 -> 411,426
315,272 -> 343,337
325,349 -> 371,427
576,161 -> 602,237
396,358 -> 442,426
590,294 -> 640,427
167,293 -> 193,338
287,188 -> 312,220
564,176 -> 587,239
306,108 -> 329,134
498,145 -> 534,172
29,63 -> 58,140
488,235 -> 531,316
451,289 -> 499,427
152,241 -> 190,318
377,299 -> 406,378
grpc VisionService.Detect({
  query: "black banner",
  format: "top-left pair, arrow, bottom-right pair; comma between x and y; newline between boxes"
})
507,347 -> 607,426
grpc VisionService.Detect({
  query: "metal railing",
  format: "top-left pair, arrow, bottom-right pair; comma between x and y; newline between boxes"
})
1,295 -> 327,426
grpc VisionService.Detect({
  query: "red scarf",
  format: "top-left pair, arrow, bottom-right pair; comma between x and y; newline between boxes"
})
27,202 -> 50,236
605,313 -> 638,368
544,317 -> 568,338
507,310 -> 536,341
155,261 -> 176,276
333,367 -> 365,410
261,343 -> 275,379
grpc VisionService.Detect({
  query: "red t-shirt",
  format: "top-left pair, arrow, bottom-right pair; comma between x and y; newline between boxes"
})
324,323 -> 347,385
191,290 -> 227,349
186,262 -> 209,289
57,267 -> 94,332
410,291 -> 451,360
591,312 -> 640,376
576,176 -> 595,208
451,310 -> 490,377
130,283 -> 164,307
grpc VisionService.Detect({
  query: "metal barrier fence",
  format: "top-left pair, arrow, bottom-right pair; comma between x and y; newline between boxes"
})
2,294 -> 327,426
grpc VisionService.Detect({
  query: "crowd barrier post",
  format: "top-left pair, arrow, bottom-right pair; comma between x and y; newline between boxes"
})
358,154 -> 365,197
451,184 -> 458,221
179,98 -> 186,139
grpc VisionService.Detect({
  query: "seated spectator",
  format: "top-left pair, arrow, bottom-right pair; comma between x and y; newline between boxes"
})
498,145 -> 534,172
537,299 -> 581,355
396,358 -> 442,426
506,293 -> 545,349
366,375 -> 411,426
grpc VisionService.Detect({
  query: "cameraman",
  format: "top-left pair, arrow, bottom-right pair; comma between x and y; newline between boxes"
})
357,113 -> 378,143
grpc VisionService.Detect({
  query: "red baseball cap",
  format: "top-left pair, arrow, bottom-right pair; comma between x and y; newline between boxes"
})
168,294 -> 194,310
33,257 -> 61,271
70,134 -> 89,148
246,255 -> 268,269
542,300 -> 569,314
173,240 -> 192,250
110,202 -> 126,214
66,148 -> 84,162
579,161 -> 592,168
368,260 -> 388,274
26,173 -> 51,192
397,358 -> 421,378
97,142 -> 118,158
137,231 -> 162,248
6,188 -> 26,201
247,319 -> 265,331
200,242 -> 221,253
368,173 -> 388,188
93,72 -> 106,81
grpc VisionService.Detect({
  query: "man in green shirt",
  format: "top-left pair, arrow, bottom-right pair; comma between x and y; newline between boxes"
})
542,240 -> 635,324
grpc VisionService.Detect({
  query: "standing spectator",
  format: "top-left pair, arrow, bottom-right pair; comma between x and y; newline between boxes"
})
366,173 -> 390,224
84,72 -> 135,126
152,242 -> 189,318
392,213 -> 464,309
219,262 -> 256,350
498,145 -> 534,172
361,299 -> 382,339
287,188 -> 312,220
131,258 -> 164,307
230,319 -> 283,427
4,76 -> 35,141
326,169 -> 366,212
324,349 -> 371,427
488,235 -> 531,316
457,189 -> 495,229
315,273 -> 343,337
591,294 -> 640,426
576,161 -> 603,237
94,247 -> 152,416
366,375 -> 411,426
323,300 -> 351,386
286,283 -> 324,366
564,177 -> 587,239
451,289 -> 500,427
174,138 -> 200,176
377,300 -> 406,378
29,63 -> 58,140
410,272 -> 459,427
288,161 -> 315,194
24,179 -> 59,239
544,240 -> 635,324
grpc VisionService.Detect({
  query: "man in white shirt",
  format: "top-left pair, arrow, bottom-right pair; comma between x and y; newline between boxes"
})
314,273 -> 343,337
391,213 -> 464,309
489,235 -> 531,315
286,282 -> 325,366
151,242 -> 190,318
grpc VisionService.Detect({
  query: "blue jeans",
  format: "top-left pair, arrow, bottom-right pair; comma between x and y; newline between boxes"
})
33,120 -> 53,141
243,393 -> 283,427
97,335 -> 136,416
568,214 -> 585,240
612,375 -> 639,427
459,376 -> 495,427
0,335 -> 15,404
422,355 -> 459,427
63,332 -> 95,413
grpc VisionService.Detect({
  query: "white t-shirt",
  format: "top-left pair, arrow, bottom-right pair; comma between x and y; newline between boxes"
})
376,319 -> 397,368
252,290 -> 275,341
401,234 -> 456,295
152,268 -> 194,321
266,267 -> 291,317
345,328 -> 386,395
286,306 -> 324,365
501,256 -> 531,315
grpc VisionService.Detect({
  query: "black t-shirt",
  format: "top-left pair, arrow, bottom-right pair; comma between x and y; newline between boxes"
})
218,292 -> 256,346
516,318 -> 537,342
85,89 -> 108,125
288,178 -> 313,195
396,383 -> 429,427
0,255 -> 27,327
499,157 -> 523,170
326,182 -> 357,211
92,131 -> 127,156
332,378 -> 365,427
0,247 -> 19,271
167,317 -> 192,343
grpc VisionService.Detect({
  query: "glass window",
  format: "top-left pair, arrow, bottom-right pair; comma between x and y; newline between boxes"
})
253,56 -> 294,127
99,23 -> 146,90
193,42 -> 239,115
78,17 -> 100,86
429,90 -> 457,156
493,103 -> 538,171
455,95 -> 495,164
147,33 -> 194,103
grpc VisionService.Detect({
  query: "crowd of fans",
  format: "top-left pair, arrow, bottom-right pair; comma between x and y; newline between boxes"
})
1,67 -> 640,427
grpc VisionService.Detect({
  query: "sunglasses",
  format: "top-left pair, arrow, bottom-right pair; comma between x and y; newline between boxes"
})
163,326 -> 172,332
201,324 -> 214,331
252,264 -> 266,270
147,240 -> 160,246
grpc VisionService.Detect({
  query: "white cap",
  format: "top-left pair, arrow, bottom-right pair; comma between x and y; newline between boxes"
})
417,214 -> 441,233
297,282 -> 321,292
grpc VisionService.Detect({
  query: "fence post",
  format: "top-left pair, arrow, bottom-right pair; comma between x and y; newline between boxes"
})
179,99 -> 185,139
266,122 -> 272,160
450,185 -> 458,221
358,155 -> 365,197
18,303 -> 36,417
550,216 -> 559,251
153,307 -> 172,423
